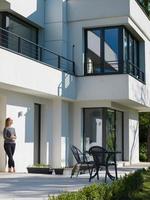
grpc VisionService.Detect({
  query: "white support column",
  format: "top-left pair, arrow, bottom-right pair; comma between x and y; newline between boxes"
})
0,96 -> 6,171
61,101 -> 69,167
51,99 -> 72,168
40,102 -> 52,165
72,103 -> 82,150
44,0 -> 68,57
51,99 -> 62,168
124,111 -> 139,164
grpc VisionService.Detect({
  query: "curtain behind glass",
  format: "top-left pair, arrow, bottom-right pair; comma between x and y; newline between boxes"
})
84,108 -> 103,151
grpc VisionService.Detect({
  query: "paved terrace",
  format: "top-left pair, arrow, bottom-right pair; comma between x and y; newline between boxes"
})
0,163 -> 150,200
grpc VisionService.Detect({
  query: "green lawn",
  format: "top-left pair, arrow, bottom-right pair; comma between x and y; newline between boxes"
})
133,169 -> 150,200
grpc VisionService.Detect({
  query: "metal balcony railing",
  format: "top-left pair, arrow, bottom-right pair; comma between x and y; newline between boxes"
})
124,60 -> 145,83
0,27 -> 75,75
86,60 -> 145,83
0,27 -> 145,83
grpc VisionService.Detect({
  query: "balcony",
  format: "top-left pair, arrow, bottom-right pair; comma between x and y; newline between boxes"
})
0,27 -> 76,100
0,27 -> 75,75
85,26 -> 145,83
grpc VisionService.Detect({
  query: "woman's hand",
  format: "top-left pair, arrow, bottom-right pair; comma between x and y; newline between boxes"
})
11,135 -> 17,140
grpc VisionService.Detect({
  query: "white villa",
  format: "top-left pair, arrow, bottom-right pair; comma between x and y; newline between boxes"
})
0,0 -> 150,172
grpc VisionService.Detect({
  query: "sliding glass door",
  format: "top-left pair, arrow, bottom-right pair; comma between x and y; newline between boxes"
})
83,108 -> 124,161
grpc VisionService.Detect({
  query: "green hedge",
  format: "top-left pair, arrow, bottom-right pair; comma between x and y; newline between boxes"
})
49,169 -> 144,200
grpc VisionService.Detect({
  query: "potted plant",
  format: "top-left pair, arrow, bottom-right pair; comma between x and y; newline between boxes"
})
54,167 -> 64,175
27,163 -> 53,174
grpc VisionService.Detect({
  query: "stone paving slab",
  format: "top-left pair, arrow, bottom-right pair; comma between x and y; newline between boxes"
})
0,164 -> 150,200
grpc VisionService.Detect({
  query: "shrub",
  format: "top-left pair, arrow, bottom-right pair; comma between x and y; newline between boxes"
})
49,169 -> 144,200
140,143 -> 148,162
110,170 -> 144,200
81,184 -> 111,200
49,192 -> 86,200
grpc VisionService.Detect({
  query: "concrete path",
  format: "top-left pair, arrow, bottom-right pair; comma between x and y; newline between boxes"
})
0,164 -> 149,200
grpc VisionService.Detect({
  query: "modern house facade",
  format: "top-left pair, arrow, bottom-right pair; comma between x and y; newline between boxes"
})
0,0 -> 150,172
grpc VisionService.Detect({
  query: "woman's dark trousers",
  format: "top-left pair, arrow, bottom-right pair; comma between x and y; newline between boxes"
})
4,143 -> 16,168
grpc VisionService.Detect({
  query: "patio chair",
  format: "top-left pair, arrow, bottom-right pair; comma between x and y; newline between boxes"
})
70,145 -> 94,178
89,146 -> 118,182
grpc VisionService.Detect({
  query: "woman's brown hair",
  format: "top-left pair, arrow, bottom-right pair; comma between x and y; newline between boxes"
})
5,118 -> 13,128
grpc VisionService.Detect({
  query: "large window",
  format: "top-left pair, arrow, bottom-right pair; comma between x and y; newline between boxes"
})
0,12 -> 38,58
83,108 -> 124,161
85,27 -> 120,74
123,29 -> 139,75
1,13 -> 38,43
85,26 -> 144,82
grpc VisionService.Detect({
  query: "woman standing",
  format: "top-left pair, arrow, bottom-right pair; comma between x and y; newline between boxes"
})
3,118 -> 17,173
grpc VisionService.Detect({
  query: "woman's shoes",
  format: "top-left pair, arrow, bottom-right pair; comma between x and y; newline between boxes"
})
8,168 -> 11,173
8,167 -> 16,173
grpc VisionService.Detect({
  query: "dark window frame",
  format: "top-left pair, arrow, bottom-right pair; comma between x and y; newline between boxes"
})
84,26 -> 122,76
123,28 -> 140,72
84,26 -> 123,76
0,12 -> 38,44
84,26 -> 144,83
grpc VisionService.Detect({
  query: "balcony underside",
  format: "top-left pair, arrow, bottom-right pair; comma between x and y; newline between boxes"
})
0,47 -> 76,100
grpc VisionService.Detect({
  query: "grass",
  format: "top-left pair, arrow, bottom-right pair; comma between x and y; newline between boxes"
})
133,169 -> 150,200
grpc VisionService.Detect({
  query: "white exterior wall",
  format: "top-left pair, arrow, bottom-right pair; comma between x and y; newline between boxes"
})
0,89 -> 54,172
124,111 -> 139,164
44,0 -> 68,57
77,75 -> 129,101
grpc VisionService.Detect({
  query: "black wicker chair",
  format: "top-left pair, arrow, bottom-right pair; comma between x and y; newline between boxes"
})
89,146 -> 118,182
70,145 -> 94,178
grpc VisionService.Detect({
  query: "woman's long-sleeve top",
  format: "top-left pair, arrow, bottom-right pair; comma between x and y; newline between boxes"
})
3,127 -> 16,143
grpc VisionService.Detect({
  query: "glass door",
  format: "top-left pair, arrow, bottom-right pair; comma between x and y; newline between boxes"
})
106,109 -> 116,151
83,108 -> 103,151
83,108 -> 124,160
34,103 -> 41,164
106,109 -> 123,160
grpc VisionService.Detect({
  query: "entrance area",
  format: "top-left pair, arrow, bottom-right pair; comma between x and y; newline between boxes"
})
83,108 -> 124,160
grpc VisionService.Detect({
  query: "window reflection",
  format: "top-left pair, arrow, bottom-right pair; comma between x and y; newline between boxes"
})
123,29 -> 139,77
0,12 -> 38,59
104,28 -> 119,72
5,15 -> 37,43
85,27 -> 120,75
84,108 -> 103,150
86,30 -> 102,74
85,26 -> 140,79
83,108 -> 123,161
